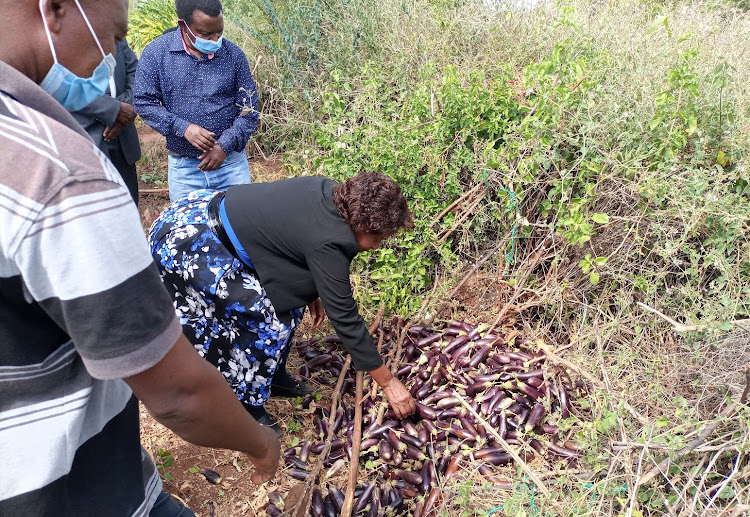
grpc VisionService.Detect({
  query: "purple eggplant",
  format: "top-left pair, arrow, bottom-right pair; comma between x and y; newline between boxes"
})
299,440 -> 312,463
311,489 -> 324,517
306,353 -> 333,368
266,503 -> 282,516
394,469 -> 423,487
329,485 -> 345,511
353,482 -> 376,514
415,402 -> 437,420
524,402 -> 546,432
289,468 -> 309,480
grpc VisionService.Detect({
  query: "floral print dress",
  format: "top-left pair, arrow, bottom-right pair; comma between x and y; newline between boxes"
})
148,190 -> 303,406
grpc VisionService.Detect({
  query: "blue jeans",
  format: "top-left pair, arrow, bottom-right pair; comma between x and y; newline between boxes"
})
167,150 -> 250,202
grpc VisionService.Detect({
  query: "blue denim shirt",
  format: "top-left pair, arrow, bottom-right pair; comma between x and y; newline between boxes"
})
134,29 -> 259,158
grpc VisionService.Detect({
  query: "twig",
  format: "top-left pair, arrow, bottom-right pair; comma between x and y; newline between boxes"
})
430,183 -> 483,226
340,371 -> 364,517
291,356 -> 352,517
741,365 -> 750,404
636,302 -> 706,332
637,401 -> 739,487
436,191 -> 486,246
140,187 -> 170,194
454,393 -> 550,497
367,302 -> 386,336
448,230 -> 512,299
538,342 -> 651,427
486,239 -> 548,335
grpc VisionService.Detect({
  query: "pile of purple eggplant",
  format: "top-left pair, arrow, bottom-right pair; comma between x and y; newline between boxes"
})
267,320 -> 584,516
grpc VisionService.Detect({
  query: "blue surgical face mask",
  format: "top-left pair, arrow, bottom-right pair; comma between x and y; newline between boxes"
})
181,20 -> 223,54
38,0 -> 117,111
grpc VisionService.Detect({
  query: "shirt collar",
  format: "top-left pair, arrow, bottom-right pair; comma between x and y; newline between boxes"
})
168,26 -> 216,59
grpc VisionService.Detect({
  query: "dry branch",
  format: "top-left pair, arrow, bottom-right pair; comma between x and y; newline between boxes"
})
637,364 -> 750,487
430,183 -> 483,226
340,371 -> 364,517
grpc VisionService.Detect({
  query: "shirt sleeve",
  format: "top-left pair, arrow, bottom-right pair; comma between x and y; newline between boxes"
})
134,43 -> 191,138
15,178 -> 182,380
216,48 -> 259,153
307,242 -> 383,371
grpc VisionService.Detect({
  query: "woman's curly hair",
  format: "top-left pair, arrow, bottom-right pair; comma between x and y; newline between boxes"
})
333,172 -> 413,235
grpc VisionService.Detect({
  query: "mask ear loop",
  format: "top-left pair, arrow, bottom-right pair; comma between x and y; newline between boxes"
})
72,0 -> 107,58
72,0 -> 117,98
39,0 -> 59,64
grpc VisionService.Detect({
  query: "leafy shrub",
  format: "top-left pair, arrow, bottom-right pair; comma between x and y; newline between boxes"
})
128,0 -> 178,56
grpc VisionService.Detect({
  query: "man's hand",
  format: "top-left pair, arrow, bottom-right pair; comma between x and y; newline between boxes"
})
248,425 -> 280,484
198,145 -> 227,171
184,123 -> 216,152
116,102 -> 136,126
381,376 -> 416,419
103,122 -> 124,141
307,298 -> 326,329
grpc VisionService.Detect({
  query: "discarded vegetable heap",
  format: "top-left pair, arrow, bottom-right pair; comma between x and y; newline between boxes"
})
267,320 -> 586,516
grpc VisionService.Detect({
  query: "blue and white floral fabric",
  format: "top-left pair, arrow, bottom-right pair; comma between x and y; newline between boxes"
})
148,190 -> 303,406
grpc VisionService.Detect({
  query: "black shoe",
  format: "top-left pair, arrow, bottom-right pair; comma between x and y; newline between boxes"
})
271,369 -> 312,398
244,404 -> 281,435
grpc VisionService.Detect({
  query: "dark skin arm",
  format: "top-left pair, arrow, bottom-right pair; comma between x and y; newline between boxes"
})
303,297 -> 414,417
124,333 -> 280,484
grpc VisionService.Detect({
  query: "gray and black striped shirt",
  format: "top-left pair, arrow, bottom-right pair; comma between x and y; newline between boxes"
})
0,61 -> 182,516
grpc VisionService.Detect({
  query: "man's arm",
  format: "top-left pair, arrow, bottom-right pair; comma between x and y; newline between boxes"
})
125,333 -> 280,484
215,50 -> 259,154
133,44 -> 191,138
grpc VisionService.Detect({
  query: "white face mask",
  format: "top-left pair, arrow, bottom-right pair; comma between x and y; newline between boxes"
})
38,0 -> 117,111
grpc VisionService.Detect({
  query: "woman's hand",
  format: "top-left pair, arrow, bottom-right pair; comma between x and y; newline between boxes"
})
307,298 -> 326,328
382,377 -> 416,419
369,364 -> 416,419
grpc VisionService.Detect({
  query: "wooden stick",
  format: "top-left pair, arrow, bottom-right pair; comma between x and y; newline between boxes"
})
636,301 -> 706,332
367,302 -> 386,336
455,393 -> 551,497
291,356 -> 352,517
430,183 -> 483,226
139,187 -> 169,194
340,371 -> 364,517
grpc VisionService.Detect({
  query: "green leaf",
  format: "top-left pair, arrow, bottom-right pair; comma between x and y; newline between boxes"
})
591,213 -> 610,224
290,436 -> 300,447
646,15 -> 669,37
718,321 -> 733,331
188,466 -> 200,473
164,472 -> 174,482
589,272 -> 600,284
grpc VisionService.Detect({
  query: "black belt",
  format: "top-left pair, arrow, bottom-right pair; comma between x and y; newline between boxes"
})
207,192 -> 242,260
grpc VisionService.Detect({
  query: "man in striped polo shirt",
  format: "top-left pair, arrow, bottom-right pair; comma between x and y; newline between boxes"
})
0,1 -> 280,516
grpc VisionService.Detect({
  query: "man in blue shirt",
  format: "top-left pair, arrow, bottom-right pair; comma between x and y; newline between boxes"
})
134,0 -> 259,201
